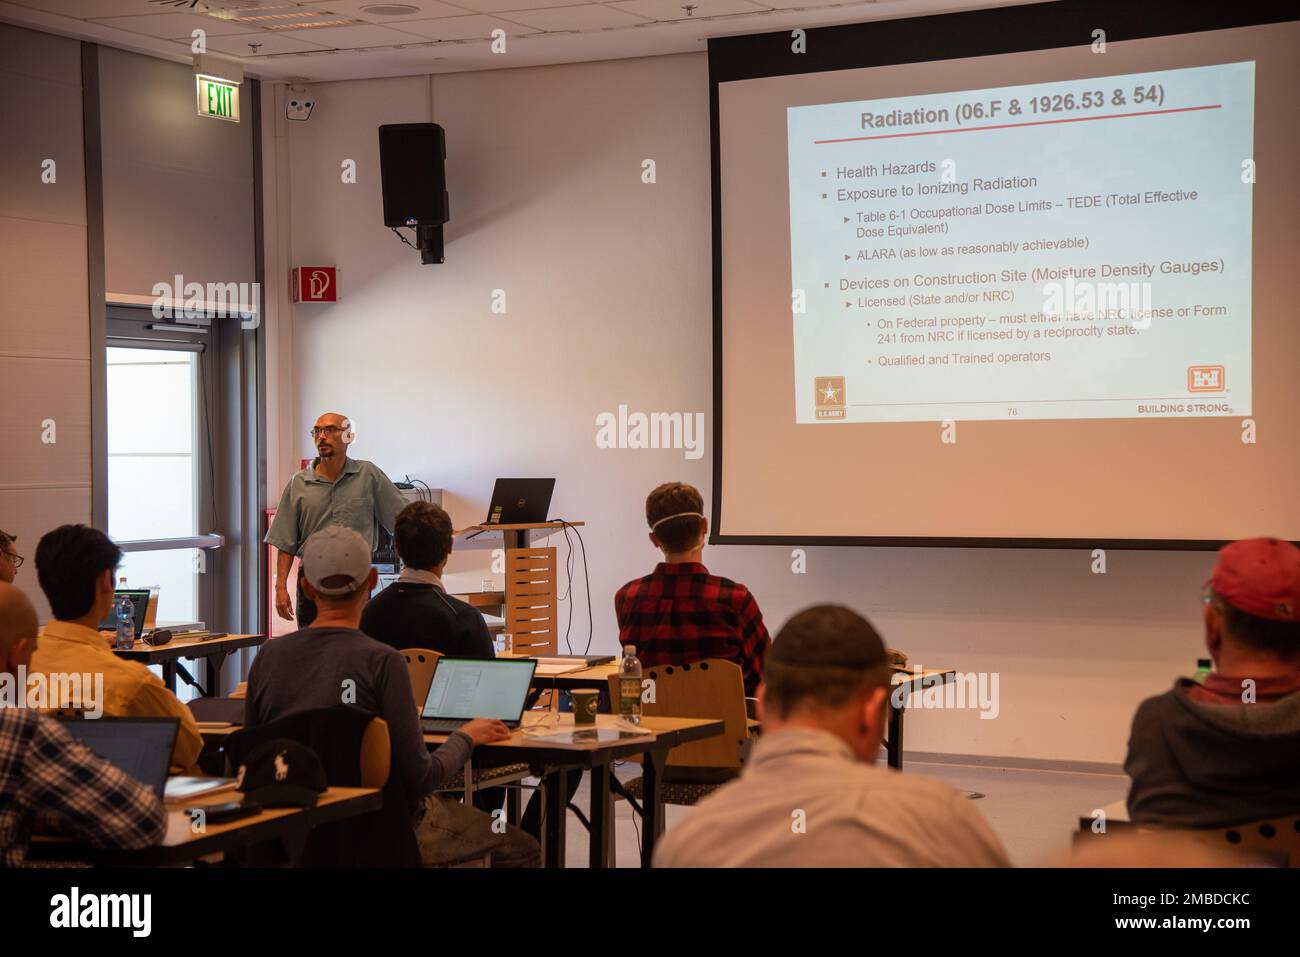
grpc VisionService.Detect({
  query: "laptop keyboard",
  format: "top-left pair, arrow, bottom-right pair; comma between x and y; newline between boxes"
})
421,718 -> 469,734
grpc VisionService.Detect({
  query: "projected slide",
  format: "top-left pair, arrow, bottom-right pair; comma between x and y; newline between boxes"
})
789,62 -> 1254,425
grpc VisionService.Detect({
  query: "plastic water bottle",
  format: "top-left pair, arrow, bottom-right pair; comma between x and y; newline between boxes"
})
114,596 -> 136,650
1193,658 -> 1212,683
618,645 -> 643,724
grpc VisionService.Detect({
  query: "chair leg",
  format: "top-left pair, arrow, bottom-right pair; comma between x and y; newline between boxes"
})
507,786 -> 521,826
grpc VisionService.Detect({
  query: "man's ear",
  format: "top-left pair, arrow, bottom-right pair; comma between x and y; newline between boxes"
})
10,636 -> 34,671
862,685 -> 889,736
100,567 -> 116,596
648,532 -> 661,550
755,683 -> 766,723
698,516 -> 709,544
365,567 -> 378,591
302,578 -> 318,601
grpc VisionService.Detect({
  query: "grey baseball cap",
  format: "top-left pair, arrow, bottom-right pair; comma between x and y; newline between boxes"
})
301,525 -> 372,597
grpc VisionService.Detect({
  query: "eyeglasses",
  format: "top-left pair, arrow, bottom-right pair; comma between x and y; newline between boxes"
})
2,552 -> 22,570
310,426 -> 344,439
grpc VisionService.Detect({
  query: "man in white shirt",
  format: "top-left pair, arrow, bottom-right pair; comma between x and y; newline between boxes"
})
654,604 -> 1009,868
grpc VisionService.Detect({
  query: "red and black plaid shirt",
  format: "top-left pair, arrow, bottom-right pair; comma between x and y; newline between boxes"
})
614,562 -> 771,696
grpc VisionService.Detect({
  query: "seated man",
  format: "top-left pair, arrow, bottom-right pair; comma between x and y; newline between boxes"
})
247,526 -> 539,867
0,582 -> 166,867
29,524 -> 202,772
1125,536 -> 1300,827
360,501 -> 494,658
654,604 -> 1009,867
0,528 -> 19,584
615,482 -> 770,695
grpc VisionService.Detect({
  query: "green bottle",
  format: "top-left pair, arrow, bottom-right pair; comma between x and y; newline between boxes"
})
1193,658 -> 1212,683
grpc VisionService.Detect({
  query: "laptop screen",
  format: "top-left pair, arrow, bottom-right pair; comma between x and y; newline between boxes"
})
422,659 -> 537,722
97,589 -> 151,633
59,718 -> 179,798
484,478 -> 555,525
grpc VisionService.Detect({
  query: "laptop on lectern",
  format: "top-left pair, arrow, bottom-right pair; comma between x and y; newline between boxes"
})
482,478 -> 555,526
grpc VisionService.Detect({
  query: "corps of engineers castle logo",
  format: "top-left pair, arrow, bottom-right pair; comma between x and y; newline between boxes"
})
815,376 -> 846,419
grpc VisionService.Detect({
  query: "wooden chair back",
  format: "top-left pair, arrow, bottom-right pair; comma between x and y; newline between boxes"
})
1202,815 -> 1300,867
607,658 -> 750,769
402,648 -> 443,708
359,717 -> 391,789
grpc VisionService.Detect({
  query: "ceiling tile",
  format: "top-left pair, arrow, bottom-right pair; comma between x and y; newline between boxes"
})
385,14 -> 540,39
200,30 -> 332,57
500,5 -> 652,31
311,0 -> 485,19
432,0 -> 592,13
7,0 -> 170,17
90,12 -> 257,38
260,22 -> 437,47
758,0 -> 885,9
607,0 -> 768,20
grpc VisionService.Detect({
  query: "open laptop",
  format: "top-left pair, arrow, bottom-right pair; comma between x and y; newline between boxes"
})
419,658 -> 538,734
97,587 -> 160,637
482,478 -> 555,526
59,717 -> 179,799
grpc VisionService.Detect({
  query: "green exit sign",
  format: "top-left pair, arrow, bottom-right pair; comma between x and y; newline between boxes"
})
196,76 -> 240,122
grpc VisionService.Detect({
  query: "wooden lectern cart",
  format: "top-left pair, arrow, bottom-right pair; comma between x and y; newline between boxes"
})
453,522 -> 584,656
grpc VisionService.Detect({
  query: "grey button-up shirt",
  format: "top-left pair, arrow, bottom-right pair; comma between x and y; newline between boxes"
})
653,726 -> 1010,867
264,457 -> 408,556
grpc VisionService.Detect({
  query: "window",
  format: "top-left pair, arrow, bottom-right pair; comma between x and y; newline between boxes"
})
106,346 -> 201,623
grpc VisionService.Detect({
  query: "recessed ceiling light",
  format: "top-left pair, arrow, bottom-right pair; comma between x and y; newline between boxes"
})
361,3 -> 422,14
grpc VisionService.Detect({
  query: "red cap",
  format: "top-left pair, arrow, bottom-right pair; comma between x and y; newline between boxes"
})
1210,537 -> 1300,622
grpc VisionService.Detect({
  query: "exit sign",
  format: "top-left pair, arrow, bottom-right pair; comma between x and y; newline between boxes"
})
196,76 -> 240,122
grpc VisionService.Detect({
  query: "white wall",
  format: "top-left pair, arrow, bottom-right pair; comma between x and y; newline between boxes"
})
98,46 -> 255,305
266,52 -> 1216,766
0,23 -> 91,623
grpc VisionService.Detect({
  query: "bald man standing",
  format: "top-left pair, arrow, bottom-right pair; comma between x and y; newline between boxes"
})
0,582 -> 166,866
266,411 -> 408,628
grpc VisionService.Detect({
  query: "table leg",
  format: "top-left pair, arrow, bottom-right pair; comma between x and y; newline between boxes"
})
161,662 -> 177,695
588,765 -> 613,869
640,748 -> 667,868
888,697 -> 904,770
542,768 -> 567,868
205,651 -> 229,698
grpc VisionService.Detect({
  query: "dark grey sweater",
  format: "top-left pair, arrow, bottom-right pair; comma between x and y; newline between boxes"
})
1124,678 -> 1300,827
246,626 -> 471,807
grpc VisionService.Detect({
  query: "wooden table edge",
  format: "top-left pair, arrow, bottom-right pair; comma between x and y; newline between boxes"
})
28,786 -> 381,866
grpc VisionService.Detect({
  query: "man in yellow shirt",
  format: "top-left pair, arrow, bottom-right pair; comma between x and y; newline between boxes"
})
28,525 -> 202,771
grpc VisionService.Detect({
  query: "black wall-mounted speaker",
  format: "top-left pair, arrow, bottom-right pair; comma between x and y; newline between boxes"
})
378,123 -> 449,228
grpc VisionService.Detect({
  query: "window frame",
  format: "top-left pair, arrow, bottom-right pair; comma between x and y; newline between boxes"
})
105,309 -> 219,627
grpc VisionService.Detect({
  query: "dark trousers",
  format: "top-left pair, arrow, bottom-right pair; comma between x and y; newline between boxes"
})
296,576 -> 318,628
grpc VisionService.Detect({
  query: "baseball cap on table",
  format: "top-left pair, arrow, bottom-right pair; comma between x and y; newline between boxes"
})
1210,537 -> 1300,621
302,525 -> 371,597
236,739 -> 327,808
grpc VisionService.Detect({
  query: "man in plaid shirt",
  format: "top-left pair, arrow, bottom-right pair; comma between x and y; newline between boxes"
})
615,483 -> 771,696
0,582 -> 166,867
